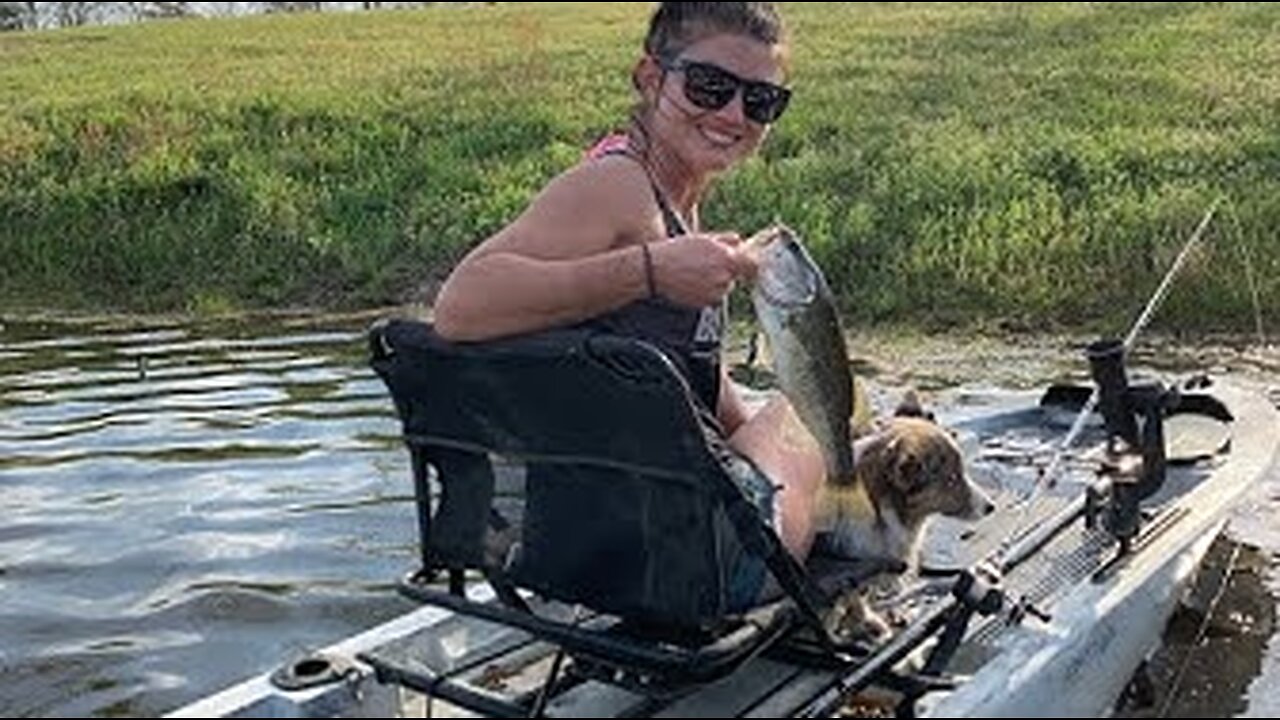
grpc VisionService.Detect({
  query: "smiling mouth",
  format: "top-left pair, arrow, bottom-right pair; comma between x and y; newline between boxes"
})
699,126 -> 740,148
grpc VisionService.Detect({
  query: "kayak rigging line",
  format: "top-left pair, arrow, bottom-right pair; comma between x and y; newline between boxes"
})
1157,539 -> 1241,718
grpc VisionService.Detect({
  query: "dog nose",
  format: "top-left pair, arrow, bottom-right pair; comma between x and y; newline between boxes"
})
981,499 -> 996,516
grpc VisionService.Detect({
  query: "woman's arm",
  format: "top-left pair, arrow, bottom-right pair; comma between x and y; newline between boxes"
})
433,156 -> 754,342
433,245 -> 651,341
432,158 -> 655,341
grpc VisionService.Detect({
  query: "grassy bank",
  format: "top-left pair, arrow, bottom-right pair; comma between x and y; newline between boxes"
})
2,3 -> 1277,332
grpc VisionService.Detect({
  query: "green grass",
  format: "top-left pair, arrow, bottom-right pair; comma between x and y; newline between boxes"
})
2,3 -> 1277,332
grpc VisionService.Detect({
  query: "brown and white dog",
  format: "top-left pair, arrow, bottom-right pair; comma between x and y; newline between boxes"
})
815,405 -> 995,639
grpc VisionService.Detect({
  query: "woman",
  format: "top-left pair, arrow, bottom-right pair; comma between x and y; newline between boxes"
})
433,2 -> 823,607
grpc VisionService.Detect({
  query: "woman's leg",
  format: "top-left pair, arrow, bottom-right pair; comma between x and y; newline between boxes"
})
727,393 -> 826,561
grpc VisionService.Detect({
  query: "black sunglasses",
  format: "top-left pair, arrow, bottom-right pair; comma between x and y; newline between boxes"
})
659,58 -> 791,125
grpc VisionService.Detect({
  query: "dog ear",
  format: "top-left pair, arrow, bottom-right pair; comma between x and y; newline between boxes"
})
894,389 -> 936,423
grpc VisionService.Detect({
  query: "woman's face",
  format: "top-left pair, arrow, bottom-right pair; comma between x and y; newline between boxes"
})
646,33 -> 788,175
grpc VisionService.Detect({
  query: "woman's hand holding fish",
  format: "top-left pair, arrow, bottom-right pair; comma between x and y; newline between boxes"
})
649,232 -> 757,306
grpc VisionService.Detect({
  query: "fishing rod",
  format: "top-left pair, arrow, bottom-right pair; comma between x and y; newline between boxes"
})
995,196 -> 1222,564
800,198 -> 1224,719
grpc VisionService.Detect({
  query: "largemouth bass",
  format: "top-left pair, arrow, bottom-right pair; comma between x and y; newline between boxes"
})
748,224 -> 864,487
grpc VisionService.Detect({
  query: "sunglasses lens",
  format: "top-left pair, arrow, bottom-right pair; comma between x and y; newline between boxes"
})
682,63 -> 737,111
743,84 -> 790,124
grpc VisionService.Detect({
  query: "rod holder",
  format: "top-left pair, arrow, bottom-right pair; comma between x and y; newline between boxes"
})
1087,338 -> 1140,450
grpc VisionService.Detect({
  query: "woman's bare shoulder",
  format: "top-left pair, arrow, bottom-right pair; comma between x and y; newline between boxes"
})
481,154 -> 663,259
541,154 -> 656,226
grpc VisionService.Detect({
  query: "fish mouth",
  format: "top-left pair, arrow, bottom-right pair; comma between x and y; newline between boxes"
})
746,224 -> 787,248
750,225 -> 819,308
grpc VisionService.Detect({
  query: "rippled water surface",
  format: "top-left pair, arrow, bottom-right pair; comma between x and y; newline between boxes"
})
0,315 -> 418,717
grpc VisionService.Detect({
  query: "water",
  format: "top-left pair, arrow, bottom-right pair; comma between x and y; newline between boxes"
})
1,316 -> 1276,717
0,314 -> 418,718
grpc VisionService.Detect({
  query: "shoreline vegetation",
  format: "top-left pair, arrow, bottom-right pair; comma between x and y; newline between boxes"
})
2,3 -> 1277,334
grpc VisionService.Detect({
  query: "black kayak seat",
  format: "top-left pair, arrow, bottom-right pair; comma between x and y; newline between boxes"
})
367,318 -> 877,691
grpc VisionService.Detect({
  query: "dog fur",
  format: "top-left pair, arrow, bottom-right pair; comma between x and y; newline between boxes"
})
815,410 -> 995,640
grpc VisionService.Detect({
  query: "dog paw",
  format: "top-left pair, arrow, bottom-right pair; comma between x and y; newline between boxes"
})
827,593 -> 893,644
860,608 -> 893,642
882,604 -> 912,628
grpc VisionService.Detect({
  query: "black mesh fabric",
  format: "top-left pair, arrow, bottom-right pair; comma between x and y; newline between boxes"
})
369,318 -> 763,629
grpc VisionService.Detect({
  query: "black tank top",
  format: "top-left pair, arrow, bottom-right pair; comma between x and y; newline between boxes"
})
576,155 -> 724,414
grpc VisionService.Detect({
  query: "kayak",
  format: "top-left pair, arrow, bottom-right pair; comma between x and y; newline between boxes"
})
166,322 -> 1279,718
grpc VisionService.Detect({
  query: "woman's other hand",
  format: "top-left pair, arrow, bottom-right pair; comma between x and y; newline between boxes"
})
650,232 -> 757,306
